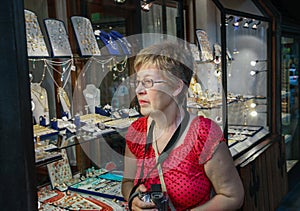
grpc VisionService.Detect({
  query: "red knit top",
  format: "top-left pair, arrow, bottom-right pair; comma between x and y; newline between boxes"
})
125,115 -> 225,210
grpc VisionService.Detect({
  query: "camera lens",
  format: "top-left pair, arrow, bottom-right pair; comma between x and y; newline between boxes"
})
151,192 -> 164,199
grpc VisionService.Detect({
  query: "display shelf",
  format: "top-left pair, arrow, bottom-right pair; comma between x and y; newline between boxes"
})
35,153 -> 62,167
229,127 -> 269,158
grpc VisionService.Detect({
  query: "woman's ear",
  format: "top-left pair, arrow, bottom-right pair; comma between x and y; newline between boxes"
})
172,79 -> 184,97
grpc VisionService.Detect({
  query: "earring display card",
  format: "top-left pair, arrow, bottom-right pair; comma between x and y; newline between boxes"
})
190,43 -> 201,61
71,16 -> 101,56
47,149 -> 74,191
195,29 -> 213,62
24,9 -> 49,57
44,19 -> 72,57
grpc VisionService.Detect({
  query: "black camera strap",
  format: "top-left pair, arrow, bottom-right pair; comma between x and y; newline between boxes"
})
128,110 -> 189,211
139,109 -> 190,184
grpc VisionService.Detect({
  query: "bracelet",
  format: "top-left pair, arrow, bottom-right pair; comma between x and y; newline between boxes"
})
128,192 -> 139,211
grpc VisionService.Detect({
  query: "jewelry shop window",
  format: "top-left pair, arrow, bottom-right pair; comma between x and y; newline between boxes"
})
190,0 -> 271,158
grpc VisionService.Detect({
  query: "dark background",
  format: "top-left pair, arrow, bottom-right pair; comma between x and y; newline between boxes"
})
270,0 -> 300,24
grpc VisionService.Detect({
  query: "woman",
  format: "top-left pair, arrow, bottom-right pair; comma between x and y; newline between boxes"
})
121,41 -> 244,210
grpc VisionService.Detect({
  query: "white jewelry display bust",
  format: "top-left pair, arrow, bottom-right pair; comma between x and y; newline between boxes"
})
83,84 -> 100,114
31,83 -> 50,125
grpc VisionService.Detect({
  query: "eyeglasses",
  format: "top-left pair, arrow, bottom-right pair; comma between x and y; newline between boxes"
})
132,78 -> 166,88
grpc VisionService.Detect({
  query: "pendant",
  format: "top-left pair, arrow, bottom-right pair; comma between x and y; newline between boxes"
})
31,100 -> 35,111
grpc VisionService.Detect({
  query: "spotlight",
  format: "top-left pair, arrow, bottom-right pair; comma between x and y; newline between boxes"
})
250,110 -> 258,117
233,17 -> 243,27
225,16 -> 234,26
141,0 -> 154,12
115,0 -> 126,3
250,102 -> 257,108
243,19 -> 253,28
250,59 -> 267,66
252,21 -> 261,30
250,70 -> 267,76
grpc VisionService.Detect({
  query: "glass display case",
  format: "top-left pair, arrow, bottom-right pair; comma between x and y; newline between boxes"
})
189,0 -> 272,158
23,0 -> 278,209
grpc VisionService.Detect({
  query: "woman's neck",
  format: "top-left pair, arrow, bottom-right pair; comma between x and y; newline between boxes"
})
150,106 -> 184,133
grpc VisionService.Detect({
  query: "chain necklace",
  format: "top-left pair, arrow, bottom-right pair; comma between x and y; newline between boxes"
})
45,58 -> 73,110
31,84 -> 49,112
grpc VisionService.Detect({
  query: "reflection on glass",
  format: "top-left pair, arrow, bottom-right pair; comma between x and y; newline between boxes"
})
281,36 -> 300,163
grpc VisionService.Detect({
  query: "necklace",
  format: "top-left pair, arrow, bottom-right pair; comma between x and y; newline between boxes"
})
31,84 -> 49,112
57,87 -> 71,109
91,56 -> 114,71
29,59 -> 46,85
111,56 -> 127,73
45,58 -> 72,110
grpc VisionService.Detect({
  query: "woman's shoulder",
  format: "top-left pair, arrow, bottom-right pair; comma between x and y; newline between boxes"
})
128,116 -> 147,131
188,115 -> 225,163
190,115 -> 222,133
126,116 -> 148,141
125,116 -> 148,156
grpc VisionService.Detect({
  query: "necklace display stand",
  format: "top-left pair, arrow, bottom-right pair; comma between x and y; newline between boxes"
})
109,30 -> 132,55
31,83 -> 50,125
83,84 -> 101,114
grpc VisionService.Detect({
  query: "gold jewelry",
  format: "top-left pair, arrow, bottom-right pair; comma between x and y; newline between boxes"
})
31,84 -> 49,112
57,87 -> 71,109
112,56 -> 127,73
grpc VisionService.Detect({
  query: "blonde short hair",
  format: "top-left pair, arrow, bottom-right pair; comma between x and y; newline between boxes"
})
134,41 -> 194,103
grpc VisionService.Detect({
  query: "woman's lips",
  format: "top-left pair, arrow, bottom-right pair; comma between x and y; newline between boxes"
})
138,100 -> 149,105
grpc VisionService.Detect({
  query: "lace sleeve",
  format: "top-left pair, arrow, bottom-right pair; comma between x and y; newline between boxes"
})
192,116 -> 225,164
125,117 -> 148,159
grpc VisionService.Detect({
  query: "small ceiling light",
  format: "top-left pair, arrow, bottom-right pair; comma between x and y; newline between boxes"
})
250,110 -> 258,117
250,69 -> 268,76
250,59 -> 267,66
252,21 -> 261,30
243,19 -> 253,28
141,0 -> 154,12
115,0 -> 126,3
250,102 -> 257,108
225,16 -> 234,26
233,17 -> 243,27
233,48 -> 239,54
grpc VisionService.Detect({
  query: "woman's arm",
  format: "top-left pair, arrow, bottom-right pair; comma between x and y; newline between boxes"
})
121,144 -> 156,210
192,142 -> 244,211
121,144 -> 137,201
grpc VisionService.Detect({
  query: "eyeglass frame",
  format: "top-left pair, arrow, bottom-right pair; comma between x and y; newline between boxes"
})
131,78 -> 167,89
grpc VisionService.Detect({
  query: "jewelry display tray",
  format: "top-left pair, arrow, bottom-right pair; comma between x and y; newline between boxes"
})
228,125 -> 263,137
228,125 -> 263,147
68,173 -> 124,202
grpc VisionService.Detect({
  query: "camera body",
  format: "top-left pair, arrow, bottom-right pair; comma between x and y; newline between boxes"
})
139,184 -> 168,211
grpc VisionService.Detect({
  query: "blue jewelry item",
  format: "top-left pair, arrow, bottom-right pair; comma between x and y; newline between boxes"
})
109,30 -> 131,55
97,30 -> 121,55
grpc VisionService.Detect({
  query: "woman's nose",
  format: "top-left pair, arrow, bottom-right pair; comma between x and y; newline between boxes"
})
136,83 -> 146,94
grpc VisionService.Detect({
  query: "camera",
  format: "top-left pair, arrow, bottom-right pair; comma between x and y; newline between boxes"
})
139,184 -> 168,211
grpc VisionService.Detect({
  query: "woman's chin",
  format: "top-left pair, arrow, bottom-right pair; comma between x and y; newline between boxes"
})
139,107 -> 151,116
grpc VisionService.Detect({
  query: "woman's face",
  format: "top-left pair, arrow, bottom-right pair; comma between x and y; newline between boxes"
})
135,65 -> 176,116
